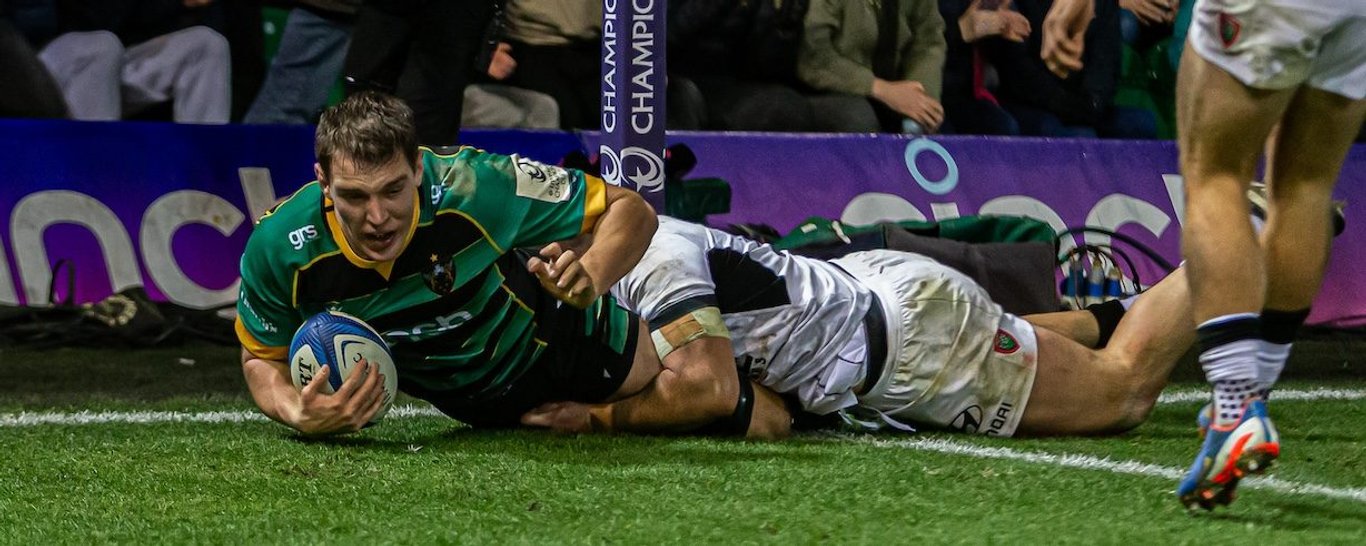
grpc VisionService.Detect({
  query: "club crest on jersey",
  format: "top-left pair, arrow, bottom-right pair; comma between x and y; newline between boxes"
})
1218,12 -> 1241,48
994,329 -> 1019,354
423,253 -> 456,295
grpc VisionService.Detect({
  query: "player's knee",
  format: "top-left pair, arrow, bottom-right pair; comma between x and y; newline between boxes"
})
1111,395 -> 1157,433
1100,380 -> 1158,433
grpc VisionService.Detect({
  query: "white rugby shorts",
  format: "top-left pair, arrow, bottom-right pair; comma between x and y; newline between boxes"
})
832,250 -> 1039,437
1189,0 -> 1366,99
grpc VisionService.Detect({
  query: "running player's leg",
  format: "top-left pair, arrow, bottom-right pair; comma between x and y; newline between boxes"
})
1257,88 -> 1366,391
1175,2 -> 1366,510
1016,267 -> 1192,435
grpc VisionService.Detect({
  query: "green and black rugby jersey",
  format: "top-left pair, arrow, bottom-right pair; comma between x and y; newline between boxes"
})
235,146 -> 636,400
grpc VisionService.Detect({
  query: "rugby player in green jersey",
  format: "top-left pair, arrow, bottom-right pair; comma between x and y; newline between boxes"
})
233,92 -> 793,437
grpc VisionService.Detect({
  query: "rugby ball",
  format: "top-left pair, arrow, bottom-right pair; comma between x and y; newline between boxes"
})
288,310 -> 399,424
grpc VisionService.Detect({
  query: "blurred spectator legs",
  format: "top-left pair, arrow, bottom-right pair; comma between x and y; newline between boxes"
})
37,27 -> 230,123
461,84 -> 559,128
807,95 -> 880,133
1,18 -> 69,118
344,0 -> 495,146
503,41 -> 599,130
942,97 -> 1019,136
122,27 -> 231,124
38,31 -> 122,120
244,7 -> 350,124
1008,103 -> 1156,139
690,76 -> 815,132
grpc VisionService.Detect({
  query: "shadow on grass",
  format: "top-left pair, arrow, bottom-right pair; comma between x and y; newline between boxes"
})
1191,497 -> 1366,533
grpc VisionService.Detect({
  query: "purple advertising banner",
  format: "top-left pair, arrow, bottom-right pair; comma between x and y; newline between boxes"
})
671,133 -> 1366,328
1,120 -> 1363,327
600,0 -> 667,207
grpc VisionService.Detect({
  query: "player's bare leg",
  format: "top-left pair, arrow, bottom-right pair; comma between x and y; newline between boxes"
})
1023,310 -> 1101,348
1016,266 -> 1192,435
603,319 -> 665,401
1173,42 -> 1302,511
1257,88 -> 1366,388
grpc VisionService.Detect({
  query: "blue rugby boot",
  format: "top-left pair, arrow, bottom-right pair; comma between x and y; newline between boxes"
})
1177,397 -> 1280,511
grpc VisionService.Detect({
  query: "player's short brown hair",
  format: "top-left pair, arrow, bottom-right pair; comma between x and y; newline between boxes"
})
315,91 -> 419,178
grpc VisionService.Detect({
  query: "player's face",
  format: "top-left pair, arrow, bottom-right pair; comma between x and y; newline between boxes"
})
318,153 -> 422,262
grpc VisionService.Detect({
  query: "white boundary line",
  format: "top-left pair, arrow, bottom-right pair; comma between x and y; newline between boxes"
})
4,389 -> 1366,504
852,435 -> 1366,504
2,388 -> 1363,428
0,405 -> 444,428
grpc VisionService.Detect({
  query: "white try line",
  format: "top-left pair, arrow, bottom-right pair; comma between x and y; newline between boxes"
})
2,388 -> 1363,428
852,435 -> 1366,504
0,405 -> 445,428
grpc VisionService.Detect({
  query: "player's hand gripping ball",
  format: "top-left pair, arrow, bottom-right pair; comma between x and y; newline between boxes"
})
288,311 -> 399,424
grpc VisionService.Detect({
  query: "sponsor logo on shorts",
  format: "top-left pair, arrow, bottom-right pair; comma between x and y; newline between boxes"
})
423,253 -> 456,295
1219,12 -> 1241,48
952,405 -> 983,434
994,329 -> 1019,354
985,402 -> 1015,436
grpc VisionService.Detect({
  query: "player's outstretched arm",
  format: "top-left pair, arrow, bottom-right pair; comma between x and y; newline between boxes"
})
554,184 -> 656,302
240,348 -> 387,436
521,337 -> 793,440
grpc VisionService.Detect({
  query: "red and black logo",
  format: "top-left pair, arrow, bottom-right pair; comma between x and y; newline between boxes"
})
994,329 -> 1020,354
1219,12 -> 1242,48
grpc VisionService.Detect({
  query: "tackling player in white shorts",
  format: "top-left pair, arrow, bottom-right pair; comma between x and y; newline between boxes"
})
523,217 -> 1199,439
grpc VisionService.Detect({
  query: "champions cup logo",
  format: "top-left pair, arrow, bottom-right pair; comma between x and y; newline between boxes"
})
599,145 -> 665,192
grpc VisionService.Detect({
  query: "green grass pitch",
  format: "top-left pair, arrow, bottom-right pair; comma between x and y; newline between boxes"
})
2,345 -> 1364,544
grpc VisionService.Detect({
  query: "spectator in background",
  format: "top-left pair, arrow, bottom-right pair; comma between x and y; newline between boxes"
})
1039,0 -> 1091,77
342,0 -> 496,146
0,0 -> 68,118
797,0 -> 946,133
461,37 -> 560,129
668,0 -> 815,131
15,0 -> 230,124
985,0 -> 1155,138
1118,0 -> 1175,51
494,0 -> 600,130
244,0 -> 358,125
938,0 -> 1029,135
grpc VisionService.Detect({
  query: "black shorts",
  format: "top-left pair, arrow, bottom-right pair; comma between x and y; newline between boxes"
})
430,304 -> 642,428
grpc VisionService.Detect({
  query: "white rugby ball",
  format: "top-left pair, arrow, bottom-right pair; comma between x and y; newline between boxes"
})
288,310 -> 399,424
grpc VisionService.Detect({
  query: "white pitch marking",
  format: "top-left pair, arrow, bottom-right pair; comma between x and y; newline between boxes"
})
854,436 -> 1366,504
2,388 -> 1363,428
5,390 -> 1366,503
0,405 -> 444,428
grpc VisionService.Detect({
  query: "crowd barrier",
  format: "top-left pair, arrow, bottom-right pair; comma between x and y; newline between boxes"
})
2,119 -> 1363,327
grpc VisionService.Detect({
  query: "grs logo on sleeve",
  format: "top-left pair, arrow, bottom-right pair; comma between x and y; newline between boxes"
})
288,225 -> 318,250
511,154 -> 572,203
